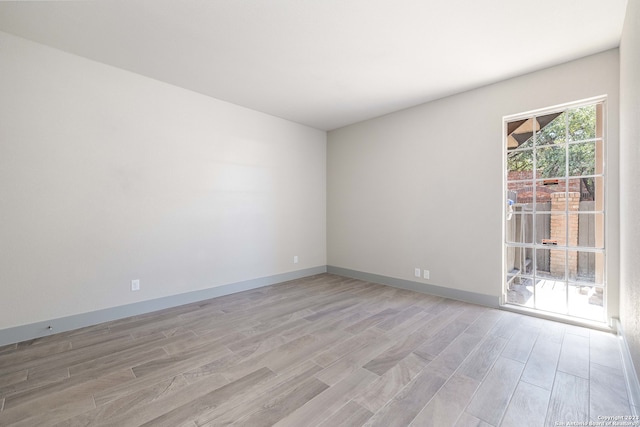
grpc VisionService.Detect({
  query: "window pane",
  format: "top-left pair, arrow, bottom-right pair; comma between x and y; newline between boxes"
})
533,277 -> 567,314
564,177 -> 592,202
568,247 -> 604,321
536,248 -> 565,281
569,213 -> 604,249
575,251 -> 605,285
507,149 -> 533,177
551,196 -> 567,212
504,100 -> 605,322
567,105 -> 596,142
506,248 -> 533,284
536,145 -> 566,179
507,182 -> 529,206
507,118 -> 535,150
535,112 -> 566,146
569,142 -> 596,176
506,213 -> 534,244
568,284 -> 604,321
534,179 -> 566,208
535,213 -> 553,245
506,274 -> 534,307
508,182 -> 546,205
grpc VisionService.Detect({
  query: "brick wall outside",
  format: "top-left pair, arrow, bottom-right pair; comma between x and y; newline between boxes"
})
507,170 -> 584,203
549,192 -> 580,279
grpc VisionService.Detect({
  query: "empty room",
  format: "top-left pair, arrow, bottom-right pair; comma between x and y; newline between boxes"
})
1,1 -> 639,426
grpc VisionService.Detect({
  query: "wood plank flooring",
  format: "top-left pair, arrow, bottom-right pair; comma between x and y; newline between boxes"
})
0,273 -> 633,426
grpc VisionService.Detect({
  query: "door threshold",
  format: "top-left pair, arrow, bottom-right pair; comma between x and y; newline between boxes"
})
500,303 -> 614,333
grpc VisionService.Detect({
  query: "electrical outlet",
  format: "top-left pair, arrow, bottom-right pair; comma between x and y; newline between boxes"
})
293,255 -> 299,264
131,279 -> 140,291
423,270 -> 430,280
414,268 -> 421,278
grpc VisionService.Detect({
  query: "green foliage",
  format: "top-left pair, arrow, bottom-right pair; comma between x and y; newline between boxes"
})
507,105 -> 598,199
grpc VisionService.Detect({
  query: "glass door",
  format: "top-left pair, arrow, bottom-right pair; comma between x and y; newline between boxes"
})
504,99 -> 606,322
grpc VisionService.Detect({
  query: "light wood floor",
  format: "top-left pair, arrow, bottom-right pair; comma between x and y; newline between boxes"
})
0,274 -> 633,426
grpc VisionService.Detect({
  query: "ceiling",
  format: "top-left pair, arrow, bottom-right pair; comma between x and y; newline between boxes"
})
0,0 -> 628,130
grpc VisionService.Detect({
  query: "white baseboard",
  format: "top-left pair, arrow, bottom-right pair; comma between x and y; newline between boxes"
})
614,318 -> 640,415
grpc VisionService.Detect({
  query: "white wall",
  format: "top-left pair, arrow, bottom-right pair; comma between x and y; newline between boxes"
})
0,31 -> 326,330
328,50 -> 620,317
619,0 -> 640,388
